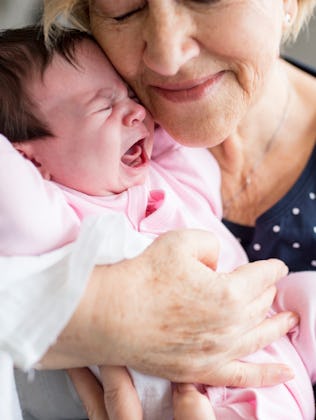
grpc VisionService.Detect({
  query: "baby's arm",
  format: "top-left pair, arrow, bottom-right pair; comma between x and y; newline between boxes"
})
0,135 -> 80,255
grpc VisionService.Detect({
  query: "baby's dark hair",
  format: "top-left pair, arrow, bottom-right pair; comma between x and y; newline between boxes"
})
0,25 -> 93,142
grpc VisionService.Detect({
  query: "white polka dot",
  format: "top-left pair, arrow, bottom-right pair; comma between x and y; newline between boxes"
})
292,208 -> 300,215
236,237 -> 242,243
309,192 -> 316,200
253,243 -> 261,251
272,225 -> 280,233
314,227 -> 316,234
292,242 -> 300,249
311,260 -> 316,267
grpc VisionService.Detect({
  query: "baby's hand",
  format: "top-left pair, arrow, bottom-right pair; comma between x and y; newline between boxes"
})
68,365 -> 142,420
67,367 -> 109,420
99,365 -> 143,419
173,383 -> 215,420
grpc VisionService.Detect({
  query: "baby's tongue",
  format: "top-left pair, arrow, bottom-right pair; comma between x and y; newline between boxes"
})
121,143 -> 142,166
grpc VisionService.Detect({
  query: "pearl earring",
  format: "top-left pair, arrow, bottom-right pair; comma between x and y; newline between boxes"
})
284,12 -> 292,24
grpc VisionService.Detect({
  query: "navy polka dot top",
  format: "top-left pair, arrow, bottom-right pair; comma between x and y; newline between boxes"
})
223,58 -> 316,273
224,145 -> 316,272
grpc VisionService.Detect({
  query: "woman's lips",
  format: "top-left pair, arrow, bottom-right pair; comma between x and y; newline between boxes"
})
151,71 -> 225,103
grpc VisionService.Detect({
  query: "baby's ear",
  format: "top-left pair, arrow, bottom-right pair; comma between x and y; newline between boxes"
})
13,141 -> 51,180
13,141 -> 31,160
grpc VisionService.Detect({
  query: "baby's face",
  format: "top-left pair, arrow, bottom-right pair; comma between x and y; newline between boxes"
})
29,39 -> 154,195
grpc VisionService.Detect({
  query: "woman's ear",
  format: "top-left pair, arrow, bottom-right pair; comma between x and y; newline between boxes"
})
14,141 -> 52,180
282,0 -> 298,28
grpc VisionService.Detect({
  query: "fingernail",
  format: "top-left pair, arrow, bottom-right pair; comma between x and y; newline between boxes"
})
288,313 -> 299,328
279,366 -> 294,382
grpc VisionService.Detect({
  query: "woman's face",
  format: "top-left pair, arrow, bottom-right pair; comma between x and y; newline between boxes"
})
90,0 -> 287,146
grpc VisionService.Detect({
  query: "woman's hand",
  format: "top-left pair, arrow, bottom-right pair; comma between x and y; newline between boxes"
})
42,229 -> 297,387
99,229 -> 296,387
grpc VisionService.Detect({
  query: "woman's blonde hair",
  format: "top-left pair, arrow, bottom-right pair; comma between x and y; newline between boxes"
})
287,0 -> 316,42
43,0 -> 316,45
43,0 -> 90,44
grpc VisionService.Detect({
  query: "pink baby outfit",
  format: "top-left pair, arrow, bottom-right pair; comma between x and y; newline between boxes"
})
1,130 -> 315,419
0,128 -> 245,272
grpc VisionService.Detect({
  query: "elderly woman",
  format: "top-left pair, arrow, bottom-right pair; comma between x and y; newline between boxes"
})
40,0 -> 316,416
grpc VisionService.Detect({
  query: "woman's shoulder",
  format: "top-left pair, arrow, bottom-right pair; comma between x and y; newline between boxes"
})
283,55 -> 316,77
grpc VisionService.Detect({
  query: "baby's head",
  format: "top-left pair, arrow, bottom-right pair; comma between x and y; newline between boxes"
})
0,26 -> 154,195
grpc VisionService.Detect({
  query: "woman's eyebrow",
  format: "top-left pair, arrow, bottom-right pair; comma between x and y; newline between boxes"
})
89,0 -> 103,15
89,0 -> 107,14
89,0 -> 97,9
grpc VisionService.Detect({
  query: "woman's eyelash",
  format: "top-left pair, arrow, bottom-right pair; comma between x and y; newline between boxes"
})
113,3 -> 146,21
190,0 -> 221,3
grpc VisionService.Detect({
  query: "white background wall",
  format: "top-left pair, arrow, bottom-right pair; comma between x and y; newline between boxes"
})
0,0 -> 315,67
0,0 -> 42,29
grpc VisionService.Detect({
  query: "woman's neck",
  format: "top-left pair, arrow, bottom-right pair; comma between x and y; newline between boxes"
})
211,59 -> 316,224
212,60 -> 290,174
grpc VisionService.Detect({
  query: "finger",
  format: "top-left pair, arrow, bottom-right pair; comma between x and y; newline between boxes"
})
197,312 -> 298,387
234,285 -> 277,333
226,259 -> 288,302
173,383 -> 215,420
233,311 -> 299,359
209,360 -> 294,388
154,229 -> 220,270
187,230 -> 220,270
67,368 -> 108,420
100,366 -> 142,420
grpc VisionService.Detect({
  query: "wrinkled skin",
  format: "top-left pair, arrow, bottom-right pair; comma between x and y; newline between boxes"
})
42,230 -> 295,386
90,0 -> 288,147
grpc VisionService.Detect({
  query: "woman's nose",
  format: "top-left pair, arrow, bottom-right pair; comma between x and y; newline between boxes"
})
142,5 -> 199,76
123,100 -> 147,126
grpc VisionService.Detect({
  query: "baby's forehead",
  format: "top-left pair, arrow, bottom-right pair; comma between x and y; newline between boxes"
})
62,37 -> 123,81
32,39 -> 126,111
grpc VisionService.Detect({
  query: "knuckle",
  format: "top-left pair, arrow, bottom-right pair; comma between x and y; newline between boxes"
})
219,279 -> 240,308
248,332 -> 267,355
230,366 -> 248,388
103,386 -> 121,406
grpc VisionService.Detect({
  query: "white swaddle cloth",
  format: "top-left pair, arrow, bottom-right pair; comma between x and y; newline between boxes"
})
3,212 -> 172,419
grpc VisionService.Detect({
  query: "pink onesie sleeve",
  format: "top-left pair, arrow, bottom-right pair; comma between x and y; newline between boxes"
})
0,135 -> 80,255
205,272 -> 316,419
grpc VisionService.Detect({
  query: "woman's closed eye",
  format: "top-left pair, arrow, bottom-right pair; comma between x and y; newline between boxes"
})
112,1 -> 147,22
112,0 -> 222,21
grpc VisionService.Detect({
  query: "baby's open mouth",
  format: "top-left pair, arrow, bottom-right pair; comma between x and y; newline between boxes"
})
121,139 -> 147,167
